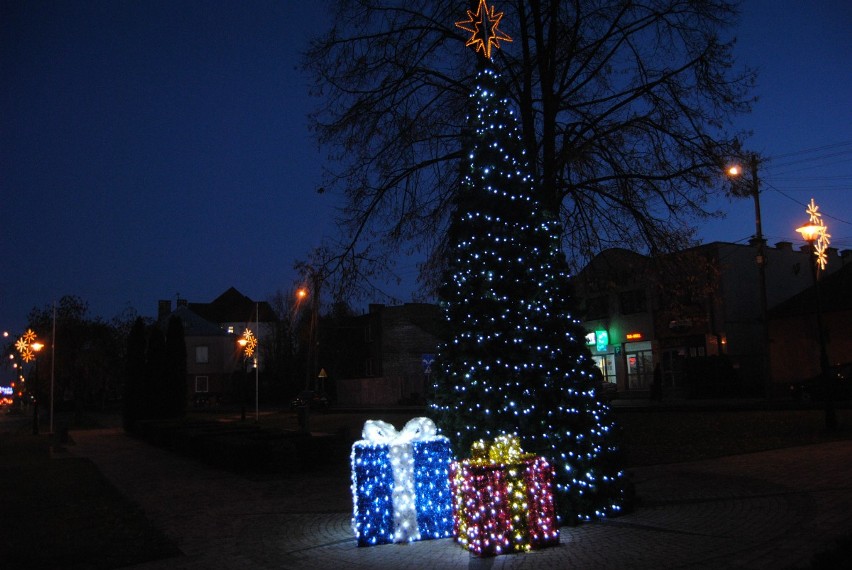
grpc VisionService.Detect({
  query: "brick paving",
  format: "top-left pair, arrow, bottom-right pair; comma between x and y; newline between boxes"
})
68,428 -> 852,569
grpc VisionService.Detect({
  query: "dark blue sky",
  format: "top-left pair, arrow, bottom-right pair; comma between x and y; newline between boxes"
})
2,0 -> 851,335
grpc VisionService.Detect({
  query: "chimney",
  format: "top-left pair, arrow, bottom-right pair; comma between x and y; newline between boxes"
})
774,241 -> 792,251
158,300 -> 171,319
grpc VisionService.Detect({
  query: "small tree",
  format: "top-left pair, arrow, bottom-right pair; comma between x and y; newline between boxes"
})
165,315 -> 187,418
123,317 -> 147,432
144,326 -> 167,419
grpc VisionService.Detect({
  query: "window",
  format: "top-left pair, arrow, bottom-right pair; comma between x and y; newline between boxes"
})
195,376 -> 209,393
619,289 -> 647,315
626,350 -> 653,390
227,325 -> 235,334
593,354 -> 617,385
195,345 -> 209,364
365,358 -> 374,376
585,296 -> 609,320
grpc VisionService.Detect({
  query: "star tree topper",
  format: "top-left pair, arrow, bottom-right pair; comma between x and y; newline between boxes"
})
456,0 -> 512,59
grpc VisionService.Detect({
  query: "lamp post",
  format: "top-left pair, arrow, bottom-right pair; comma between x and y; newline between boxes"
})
299,273 -> 322,391
15,329 -> 43,434
795,198 -> 834,430
727,154 -> 771,397
238,327 -> 258,422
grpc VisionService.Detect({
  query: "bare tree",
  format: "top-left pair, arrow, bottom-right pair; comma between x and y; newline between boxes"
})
303,0 -> 755,298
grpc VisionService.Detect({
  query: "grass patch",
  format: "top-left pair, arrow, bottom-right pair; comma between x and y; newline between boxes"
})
618,407 -> 852,466
0,434 -> 181,569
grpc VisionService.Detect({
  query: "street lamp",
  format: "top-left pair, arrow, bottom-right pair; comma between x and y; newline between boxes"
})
726,153 -> 771,397
796,198 -> 834,429
15,329 -> 43,434
296,273 -> 322,391
238,326 -> 258,422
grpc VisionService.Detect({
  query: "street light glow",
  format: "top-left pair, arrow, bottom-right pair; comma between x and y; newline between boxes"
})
796,223 -> 824,243
727,165 -> 741,176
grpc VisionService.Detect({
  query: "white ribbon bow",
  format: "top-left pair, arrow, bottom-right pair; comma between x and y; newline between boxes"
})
361,417 -> 438,445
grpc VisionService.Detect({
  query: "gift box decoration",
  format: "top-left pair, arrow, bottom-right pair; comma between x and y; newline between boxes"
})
350,417 -> 455,546
450,435 -> 559,556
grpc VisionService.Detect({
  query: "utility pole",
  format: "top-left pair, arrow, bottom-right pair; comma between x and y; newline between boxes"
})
749,154 -> 772,399
728,154 -> 771,398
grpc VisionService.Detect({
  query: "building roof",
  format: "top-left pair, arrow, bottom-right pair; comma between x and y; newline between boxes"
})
188,287 -> 277,324
769,262 -> 852,318
167,305 -> 231,337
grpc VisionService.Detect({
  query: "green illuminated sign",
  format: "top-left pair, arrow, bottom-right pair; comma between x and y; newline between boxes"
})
595,330 -> 609,352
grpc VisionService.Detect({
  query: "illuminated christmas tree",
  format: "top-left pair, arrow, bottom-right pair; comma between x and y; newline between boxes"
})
430,0 -> 630,524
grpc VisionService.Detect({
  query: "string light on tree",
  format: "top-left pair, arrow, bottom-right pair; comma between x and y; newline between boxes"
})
430,1 -> 630,527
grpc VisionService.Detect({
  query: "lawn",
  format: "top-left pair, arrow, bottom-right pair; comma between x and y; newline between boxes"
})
232,404 -> 852,467
617,406 -> 852,466
0,426 -> 180,569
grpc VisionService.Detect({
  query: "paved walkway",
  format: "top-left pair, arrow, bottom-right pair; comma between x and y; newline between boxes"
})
67,428 -> 852,569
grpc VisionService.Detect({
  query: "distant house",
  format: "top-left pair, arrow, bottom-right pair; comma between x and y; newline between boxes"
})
185,287 -> 277,345
327,303 -> 442,406
158,287 -> 277,404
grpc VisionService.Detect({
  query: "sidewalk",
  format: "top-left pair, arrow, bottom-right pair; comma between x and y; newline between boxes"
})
68,428 -> 852,569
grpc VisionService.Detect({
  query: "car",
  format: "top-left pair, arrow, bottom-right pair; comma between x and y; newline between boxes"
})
790,362 -> 852,402
289,390 -> 329,410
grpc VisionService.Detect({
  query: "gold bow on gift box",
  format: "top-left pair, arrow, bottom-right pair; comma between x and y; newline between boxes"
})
469,434 -> 535,465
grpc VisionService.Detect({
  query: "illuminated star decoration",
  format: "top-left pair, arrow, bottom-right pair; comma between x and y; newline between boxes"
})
806,198 -> 831,270
455,0 -> 513,59
241,329 -> 257,358
15,329 -> 38,362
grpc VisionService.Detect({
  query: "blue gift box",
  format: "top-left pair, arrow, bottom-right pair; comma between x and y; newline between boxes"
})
350,418 -> 455,546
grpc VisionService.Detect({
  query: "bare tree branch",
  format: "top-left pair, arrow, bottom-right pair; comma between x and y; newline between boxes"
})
301,0 -> 756,300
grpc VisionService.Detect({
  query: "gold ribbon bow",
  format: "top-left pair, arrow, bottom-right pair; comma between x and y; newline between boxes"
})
469,434 -> 533,465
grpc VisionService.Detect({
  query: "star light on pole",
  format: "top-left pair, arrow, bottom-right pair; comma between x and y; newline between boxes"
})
16,329 -> 39,362
796,198 -> 835,429
15,329 -> 43,434
798,198 -> 831,271
455,0 -> 512,59
239,328 -> 257,358
238,326 -> 259,422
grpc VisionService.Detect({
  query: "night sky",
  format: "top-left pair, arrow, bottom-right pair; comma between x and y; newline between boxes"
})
2,0 -> 850,336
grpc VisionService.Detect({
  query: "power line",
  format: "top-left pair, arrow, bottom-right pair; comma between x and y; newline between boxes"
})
768,140 -> 852,161
763,181 -> 852,227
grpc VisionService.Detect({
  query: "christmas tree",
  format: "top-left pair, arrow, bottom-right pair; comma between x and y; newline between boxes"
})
430,0 -> 630,524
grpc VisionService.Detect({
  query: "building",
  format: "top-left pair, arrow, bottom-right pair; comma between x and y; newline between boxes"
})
574,241 -> 849,398
327,303 -> 442,406
158,288 -> 277,404
768,261 -> 852,385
